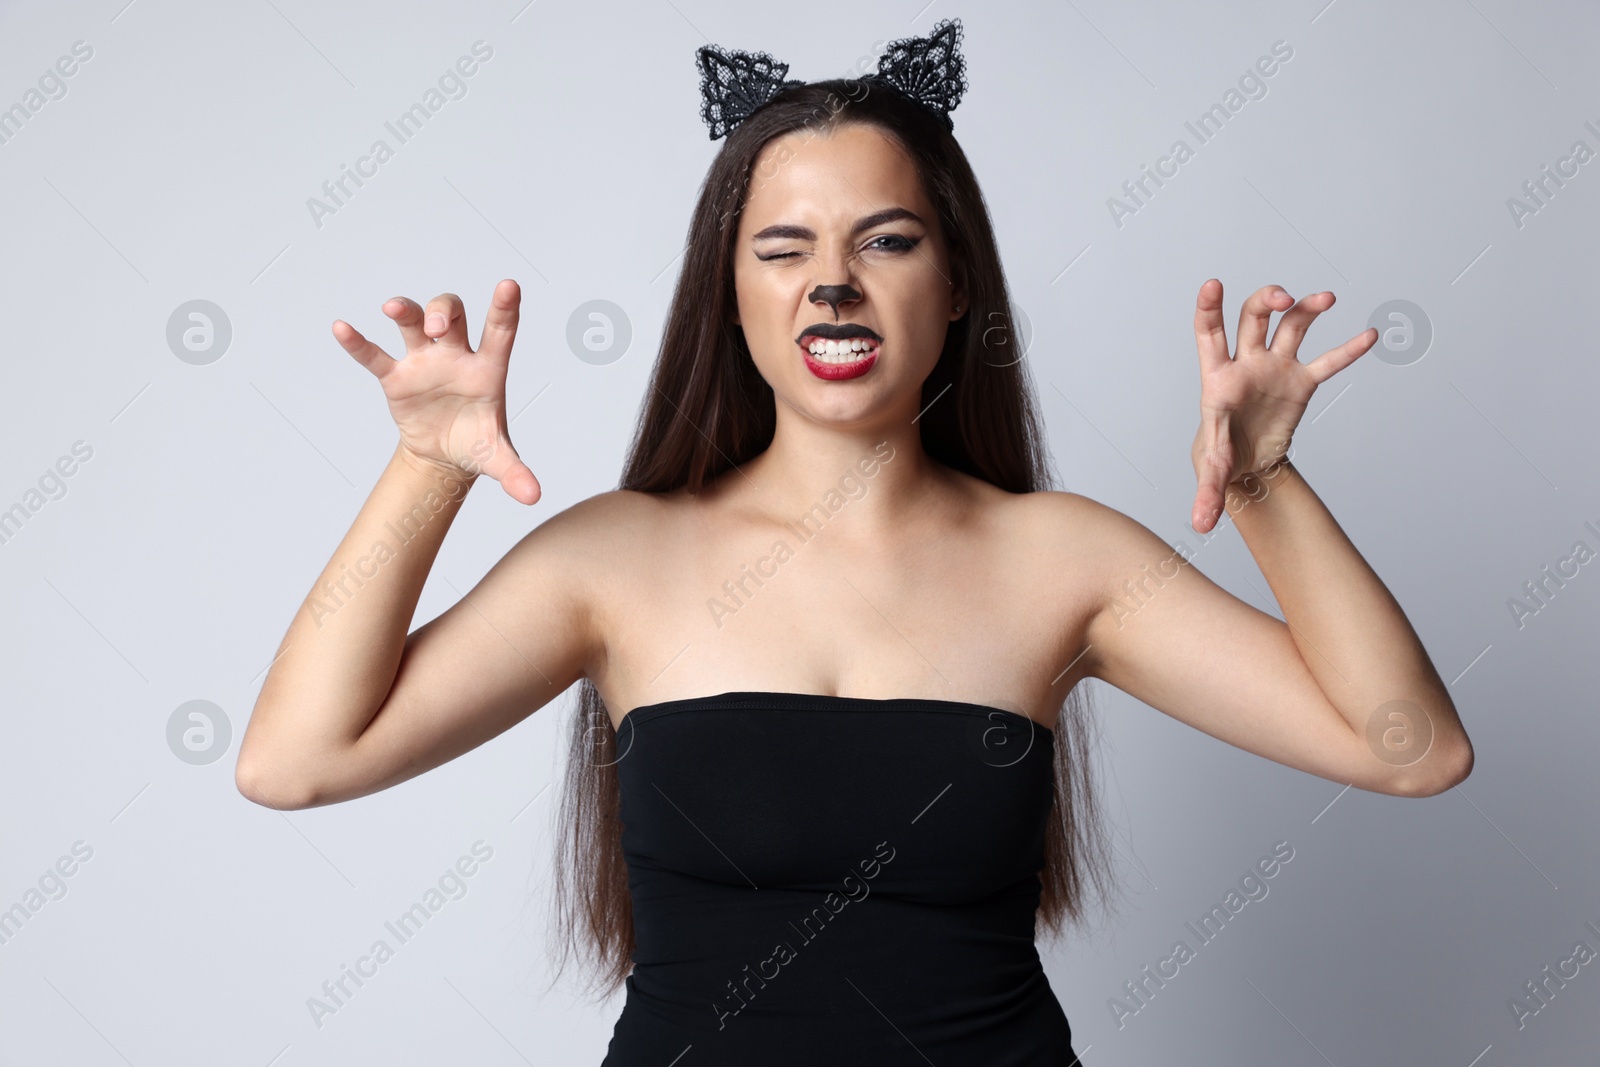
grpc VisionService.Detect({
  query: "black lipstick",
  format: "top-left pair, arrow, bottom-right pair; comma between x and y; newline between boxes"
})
794,323 -> 883,344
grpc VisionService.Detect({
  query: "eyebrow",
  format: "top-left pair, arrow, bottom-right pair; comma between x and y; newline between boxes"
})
750,207 -> 924,242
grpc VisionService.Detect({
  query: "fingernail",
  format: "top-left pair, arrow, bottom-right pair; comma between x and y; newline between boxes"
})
426,313 -> 445,332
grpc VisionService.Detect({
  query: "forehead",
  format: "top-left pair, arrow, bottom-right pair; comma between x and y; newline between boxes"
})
738,123 -> 933,231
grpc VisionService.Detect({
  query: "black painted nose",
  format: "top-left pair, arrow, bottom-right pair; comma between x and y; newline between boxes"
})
808,283 -> 861,319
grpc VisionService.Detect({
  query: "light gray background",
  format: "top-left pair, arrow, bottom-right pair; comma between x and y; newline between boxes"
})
2,1 -> 1596,1064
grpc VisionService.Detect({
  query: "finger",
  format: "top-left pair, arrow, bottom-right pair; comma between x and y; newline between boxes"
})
480,432 -> 542,506
1191,443 -> 1231,531
424,293 -> 470,350
499,461 -> 542,506
1190,410 -> 1235,532
384,296 -> 430,354
1304,327 -> 1378,386
1237,284 -> 1293,354
1267,290 -> 1335,358
1193,278 -> 1231,373
1192,482 -> 1225,534
477,279 -> 522,367
332,319 -> 400,381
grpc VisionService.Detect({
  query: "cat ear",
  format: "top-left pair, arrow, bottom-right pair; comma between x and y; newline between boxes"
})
696,43 -> 805,140
870,18 -> 969,130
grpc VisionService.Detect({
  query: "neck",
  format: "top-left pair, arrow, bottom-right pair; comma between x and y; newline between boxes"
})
716,399 -> 948,538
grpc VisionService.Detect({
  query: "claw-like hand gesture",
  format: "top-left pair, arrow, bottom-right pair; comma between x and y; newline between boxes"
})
1189,279 -> 1376,533
333,279 -> 541,505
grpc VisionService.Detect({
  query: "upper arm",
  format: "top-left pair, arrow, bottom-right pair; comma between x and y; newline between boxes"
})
1064,494 -> 1392,794
298,490 -> 636,807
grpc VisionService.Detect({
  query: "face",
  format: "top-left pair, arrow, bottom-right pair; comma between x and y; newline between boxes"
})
731,122 -> 965,425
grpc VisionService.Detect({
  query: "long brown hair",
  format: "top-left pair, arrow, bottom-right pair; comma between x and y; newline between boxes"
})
545,77 -> 1118,1001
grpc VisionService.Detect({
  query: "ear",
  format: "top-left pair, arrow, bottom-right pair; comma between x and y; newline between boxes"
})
950,261 -> 969,320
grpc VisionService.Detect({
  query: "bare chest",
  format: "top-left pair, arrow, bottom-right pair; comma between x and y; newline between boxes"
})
590,503 -> 1097,731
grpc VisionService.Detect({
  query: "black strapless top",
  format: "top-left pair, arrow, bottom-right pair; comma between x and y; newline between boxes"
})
599,691 -> 1081,1066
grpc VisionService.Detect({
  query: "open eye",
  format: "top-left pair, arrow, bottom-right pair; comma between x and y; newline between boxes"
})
867,233 -> 917,253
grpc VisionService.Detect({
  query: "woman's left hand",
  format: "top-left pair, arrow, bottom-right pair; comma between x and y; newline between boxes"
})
1188,279 -> 1377,533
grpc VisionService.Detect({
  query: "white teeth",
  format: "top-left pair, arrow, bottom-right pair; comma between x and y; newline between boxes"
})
805,337 -> 878,363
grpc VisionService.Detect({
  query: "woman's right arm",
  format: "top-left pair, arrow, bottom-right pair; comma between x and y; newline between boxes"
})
235,281 -> 608,810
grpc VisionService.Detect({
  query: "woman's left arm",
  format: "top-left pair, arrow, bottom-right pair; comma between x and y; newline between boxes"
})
1224,455 -> 1472,794
1072,280 -> 1472,798
1193,279 -> 1471,794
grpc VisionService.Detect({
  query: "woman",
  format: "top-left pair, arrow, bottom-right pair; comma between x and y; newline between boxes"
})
236,19 -> 1473,1065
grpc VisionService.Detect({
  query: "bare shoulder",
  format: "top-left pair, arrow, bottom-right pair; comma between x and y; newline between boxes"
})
956,477 -> 1155,557
468,487 -> 671,673
982,485 -> 1188,615
485,487 -> 676,619
514,486 -> 673,553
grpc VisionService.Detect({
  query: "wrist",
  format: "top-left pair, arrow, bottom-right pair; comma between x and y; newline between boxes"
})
394,440 -> 480,488
1230,454 -> 1295,490
1221,458 -> 1298,528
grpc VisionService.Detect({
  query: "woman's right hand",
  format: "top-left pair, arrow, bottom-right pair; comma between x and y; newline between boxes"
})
332,279 -> 541,505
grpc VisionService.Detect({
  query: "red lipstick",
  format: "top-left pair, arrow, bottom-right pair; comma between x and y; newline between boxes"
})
800,342 -> 878,380
795,324 -> 882,381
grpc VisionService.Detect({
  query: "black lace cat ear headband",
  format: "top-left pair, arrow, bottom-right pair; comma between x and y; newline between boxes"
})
695,18 -> 969,140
